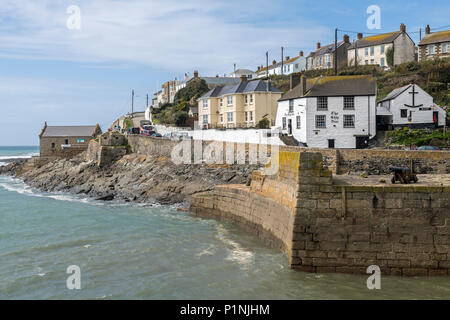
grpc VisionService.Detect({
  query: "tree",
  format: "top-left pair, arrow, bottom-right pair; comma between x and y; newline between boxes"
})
386,47 -> 394,67
174,111 -> 189,127
124,118 -> 134,129
174,78 -> 209,104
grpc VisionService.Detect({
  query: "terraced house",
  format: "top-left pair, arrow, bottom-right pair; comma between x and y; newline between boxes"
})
347,24 -> 415,67
418,25 -> 450,61
256,51 -> 306,77
306,35 -> 350,70
197,76 -> 282,129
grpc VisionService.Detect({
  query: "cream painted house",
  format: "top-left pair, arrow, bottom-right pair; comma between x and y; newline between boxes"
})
347,24 -> 415,68
197,78 -> 282,129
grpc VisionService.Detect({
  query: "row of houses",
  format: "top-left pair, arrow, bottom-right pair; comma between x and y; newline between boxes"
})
197,73 -> 446,149
256,24 -> 450,76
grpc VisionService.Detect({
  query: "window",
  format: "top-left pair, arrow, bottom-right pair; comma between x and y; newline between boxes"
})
443,43 -> 448,53
250,111 -> 253,121
429,44 -> 435,54
250,94 -> 253,104
400,109 -> 408,118
227,112 -> 233,122
282,117 -> 286,129
244,112 -> 248,121
317,97 -> 328,110
370,46 -> 374,56
365,48 -> 369,56
220,114 -> 223,123
343,115 -> 355,128
295,63 -> 299,69
227,96 -> 233,105
51,143 -> 55,149
289,100 -> 294,113
380,57 -> 385,67
315,115 -> 326,128
219,98 -> 223,107
65,139 -> 69,145
381,45 -> 385,54
370,59 -> 374,64
344,96 -> 354,109
296,116 -> 301,129
365,60 -> 369,65
203,99 -> 208,108
244,95 -> 248,104
203,115 -> 208,124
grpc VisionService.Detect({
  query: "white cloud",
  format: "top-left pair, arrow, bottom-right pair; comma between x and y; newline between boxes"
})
0,0 -> 328,74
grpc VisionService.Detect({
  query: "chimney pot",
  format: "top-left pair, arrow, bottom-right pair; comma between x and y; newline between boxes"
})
400,23 -> 406,33
425,24 -> 431,34
240,75 -> 247,82
316,42 -> 321,49
299,51 -> 304,57
285,56 -> 290,61
357,33 -> 363,40
289,73 -> 301,90
272,60 -> 276,65
343,34 -> 350,43
301,75 -> 307,96
193,70 -> 199,78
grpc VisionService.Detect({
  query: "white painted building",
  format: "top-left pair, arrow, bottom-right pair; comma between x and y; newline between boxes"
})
275,75 -> 377,149
377,84 -> 446,129
256,51 -> 306,78
229,68 -> 257,80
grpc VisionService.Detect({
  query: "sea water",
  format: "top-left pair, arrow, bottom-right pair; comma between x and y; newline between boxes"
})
0,147 -> 450,299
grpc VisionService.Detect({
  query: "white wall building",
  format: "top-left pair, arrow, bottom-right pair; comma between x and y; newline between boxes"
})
377,84 -> 446,129
256,51 -> 306,78
275,75 -> 377,149
229,68 -> 257,79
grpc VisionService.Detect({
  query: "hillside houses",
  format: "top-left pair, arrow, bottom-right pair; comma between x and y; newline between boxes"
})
347,24 -> 415,67
418,25 -> 450,61
256,51 -> 306,78
306,35 -> 351,70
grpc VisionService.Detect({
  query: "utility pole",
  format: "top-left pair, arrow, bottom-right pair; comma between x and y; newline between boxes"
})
281,46 -> 284,75
334,28 -> 338,75
146,93 -> 149,107
355,39 -> 358,68
131,89 -> 134,117
234,63 -> 236,74
266,51 -> 269,79
419,28 -> 422,41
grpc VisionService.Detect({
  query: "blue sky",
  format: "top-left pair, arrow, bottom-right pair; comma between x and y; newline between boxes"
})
0,0 -> 449,145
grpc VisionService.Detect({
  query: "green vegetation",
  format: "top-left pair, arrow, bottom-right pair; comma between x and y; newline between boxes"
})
123,118 -> 134,129
152,78 -> 209,126
256,117 -> 270,129
386,47 -> 394,67
388,127 -> 450,148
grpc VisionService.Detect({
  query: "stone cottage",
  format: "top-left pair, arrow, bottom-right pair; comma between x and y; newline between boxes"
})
418,25 -> 450,62
306,35 -> 351,71
39,123 -> 102,158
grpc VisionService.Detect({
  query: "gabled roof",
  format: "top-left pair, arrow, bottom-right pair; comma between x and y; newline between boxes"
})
379,84 -> 412,102
279,75 -> 376,101
348,31 -> 404,49
199,80 -> 281,99
419,30 -> 450,46
41,125 -> 100,137
258,54 -> 305,73
307,41 -> 347,58
188,76 -> 241,86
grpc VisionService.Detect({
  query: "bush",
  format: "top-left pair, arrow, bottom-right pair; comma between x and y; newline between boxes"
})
123,118 -> 134,129
386,47 -> 394,67
174,79 -> 209,104
256,117 -> 270,129
174,111 -> 189,127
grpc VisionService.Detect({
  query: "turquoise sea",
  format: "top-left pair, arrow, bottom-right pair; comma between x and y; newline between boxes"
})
1,146 -> 450,299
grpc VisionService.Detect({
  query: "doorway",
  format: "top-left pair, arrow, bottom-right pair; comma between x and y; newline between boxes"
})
356,136 -> 369,149
288,119 -> 292,135
328,139 -> 335,149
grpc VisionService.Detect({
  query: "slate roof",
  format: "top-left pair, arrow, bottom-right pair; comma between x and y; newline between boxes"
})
279,75 -> 376,101
378,84 -> 412,102
42,125 -> 99,137
188,77 -> 241,86
307,41 -> 346,58
348,31 -> 403,49
199,80 -> 281,99
419,30 -> 450,46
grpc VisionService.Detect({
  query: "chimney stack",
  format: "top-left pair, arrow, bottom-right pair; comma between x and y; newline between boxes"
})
299,51 -> 304,57
400,23 -> 406,33
343,34 -> 350,43
272,60 -> 277,65
300,75 -> 307,96
193,70 -> 199,78
240,75 -> 247,82
316,42 -> 321,49
357,33 -> 363,40
425,24 -> 431,35
290,73 -> 301,90
285,56 -> 290,61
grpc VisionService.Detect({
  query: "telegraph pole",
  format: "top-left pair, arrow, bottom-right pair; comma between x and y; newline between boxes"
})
419,28 -> 422,41
266,51 -> 269,79
131,89 -> 134,117
334,28 -> 338,75
281,46 -> 284,75
146,93 -> 149,107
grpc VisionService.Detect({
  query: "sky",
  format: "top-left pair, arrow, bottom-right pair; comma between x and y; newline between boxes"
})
0,0 -> 449,145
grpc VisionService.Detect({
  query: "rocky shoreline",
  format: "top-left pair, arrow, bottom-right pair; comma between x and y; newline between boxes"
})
0,152 -> 259,205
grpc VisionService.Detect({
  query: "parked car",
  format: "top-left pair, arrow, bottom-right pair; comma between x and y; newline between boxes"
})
151,132 -> 162,138
417,146 -> 440,151
129,127 -> 140,135
140,129 -> 155,136
162,133 -> 171,140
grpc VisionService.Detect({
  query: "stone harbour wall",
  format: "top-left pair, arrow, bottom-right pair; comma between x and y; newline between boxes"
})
190,151 -> 450,276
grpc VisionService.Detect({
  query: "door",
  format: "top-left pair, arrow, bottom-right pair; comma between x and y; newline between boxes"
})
356,136 -> 369,149
328,139 -> 335,149
433,111 -> 439,128
288,119 -> 292,135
